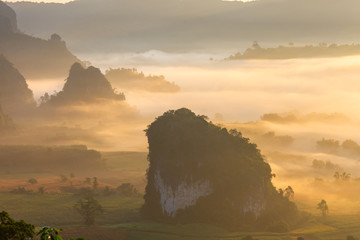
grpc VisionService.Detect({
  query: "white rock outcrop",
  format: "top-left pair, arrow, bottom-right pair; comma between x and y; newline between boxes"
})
154,171 -> 213,217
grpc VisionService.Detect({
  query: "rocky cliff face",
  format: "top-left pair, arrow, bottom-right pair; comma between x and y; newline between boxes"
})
0,55 -> 36,116
0,1 -> 17,33
142,108 -> 297,230
154,171 -> 213,217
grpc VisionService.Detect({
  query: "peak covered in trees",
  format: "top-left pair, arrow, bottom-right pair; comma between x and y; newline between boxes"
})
40,63 -> 125,106
105,68 -> 180,93
142,108 -> 297,231
0,1 -> 80,79
0,55 -> 36,116
226,42 -> 360,60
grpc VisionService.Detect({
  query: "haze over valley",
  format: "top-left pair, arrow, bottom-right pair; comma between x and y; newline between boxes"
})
1,1 -> 360,240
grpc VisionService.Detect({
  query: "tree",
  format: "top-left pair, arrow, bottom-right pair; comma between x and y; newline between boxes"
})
317,200 -> 329,217
284,186 -> 294,201
92,177 -> 98,190
334,171 -> 351,181
28,178 -> 38,185
85,177 -> 91,184
38,186 -> 45,194
74,196 -> 103,226
38,226 -> 87,240
38,227 -> 63,240
60,175 -> 68,183
0,211 -> 35,240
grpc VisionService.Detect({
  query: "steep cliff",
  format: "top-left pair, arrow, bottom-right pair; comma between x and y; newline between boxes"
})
0,1 -> 80,79
0,55 -> 36,116
142,108 -> 297,231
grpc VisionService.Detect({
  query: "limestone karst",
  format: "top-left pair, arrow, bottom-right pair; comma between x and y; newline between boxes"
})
0,1 -> 80,79
142,108 -> 297,230
40,63 -> 125,106
0,55 -> 36,116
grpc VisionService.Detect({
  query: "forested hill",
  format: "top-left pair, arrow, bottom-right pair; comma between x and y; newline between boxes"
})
226,43 -> 360,60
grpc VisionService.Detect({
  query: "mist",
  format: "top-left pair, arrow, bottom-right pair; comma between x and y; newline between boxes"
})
3,0 -> 360,238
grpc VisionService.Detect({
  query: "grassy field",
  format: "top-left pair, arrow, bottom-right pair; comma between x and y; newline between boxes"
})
1,151 -> 360,240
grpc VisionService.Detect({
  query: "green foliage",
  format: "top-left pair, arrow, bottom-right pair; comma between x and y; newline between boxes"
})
0,211 -> 35,240
38,227 -> 87,240
38,227 -> 63,240
142,108 -> 297,230
74,195 -> 103,226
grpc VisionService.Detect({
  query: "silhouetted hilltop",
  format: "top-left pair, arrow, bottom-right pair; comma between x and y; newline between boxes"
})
0,55 -> 36,116
0,1 -> 80,79
105,68 -> 180,92
41,63 -> 125,106
0,105 -> 14,131
142,108 -> 298,231
8,0 -> 360,53
0,0 -> 17,33
226,42 -> 360,60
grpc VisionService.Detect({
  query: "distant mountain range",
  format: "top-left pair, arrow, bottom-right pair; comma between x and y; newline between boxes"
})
0,1 -> 80,79
7,0 -> 360,53
226,42 -> 360,60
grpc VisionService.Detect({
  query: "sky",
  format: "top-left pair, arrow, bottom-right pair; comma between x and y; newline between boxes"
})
6,0 -> 254,2
6,0 -> 72,3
